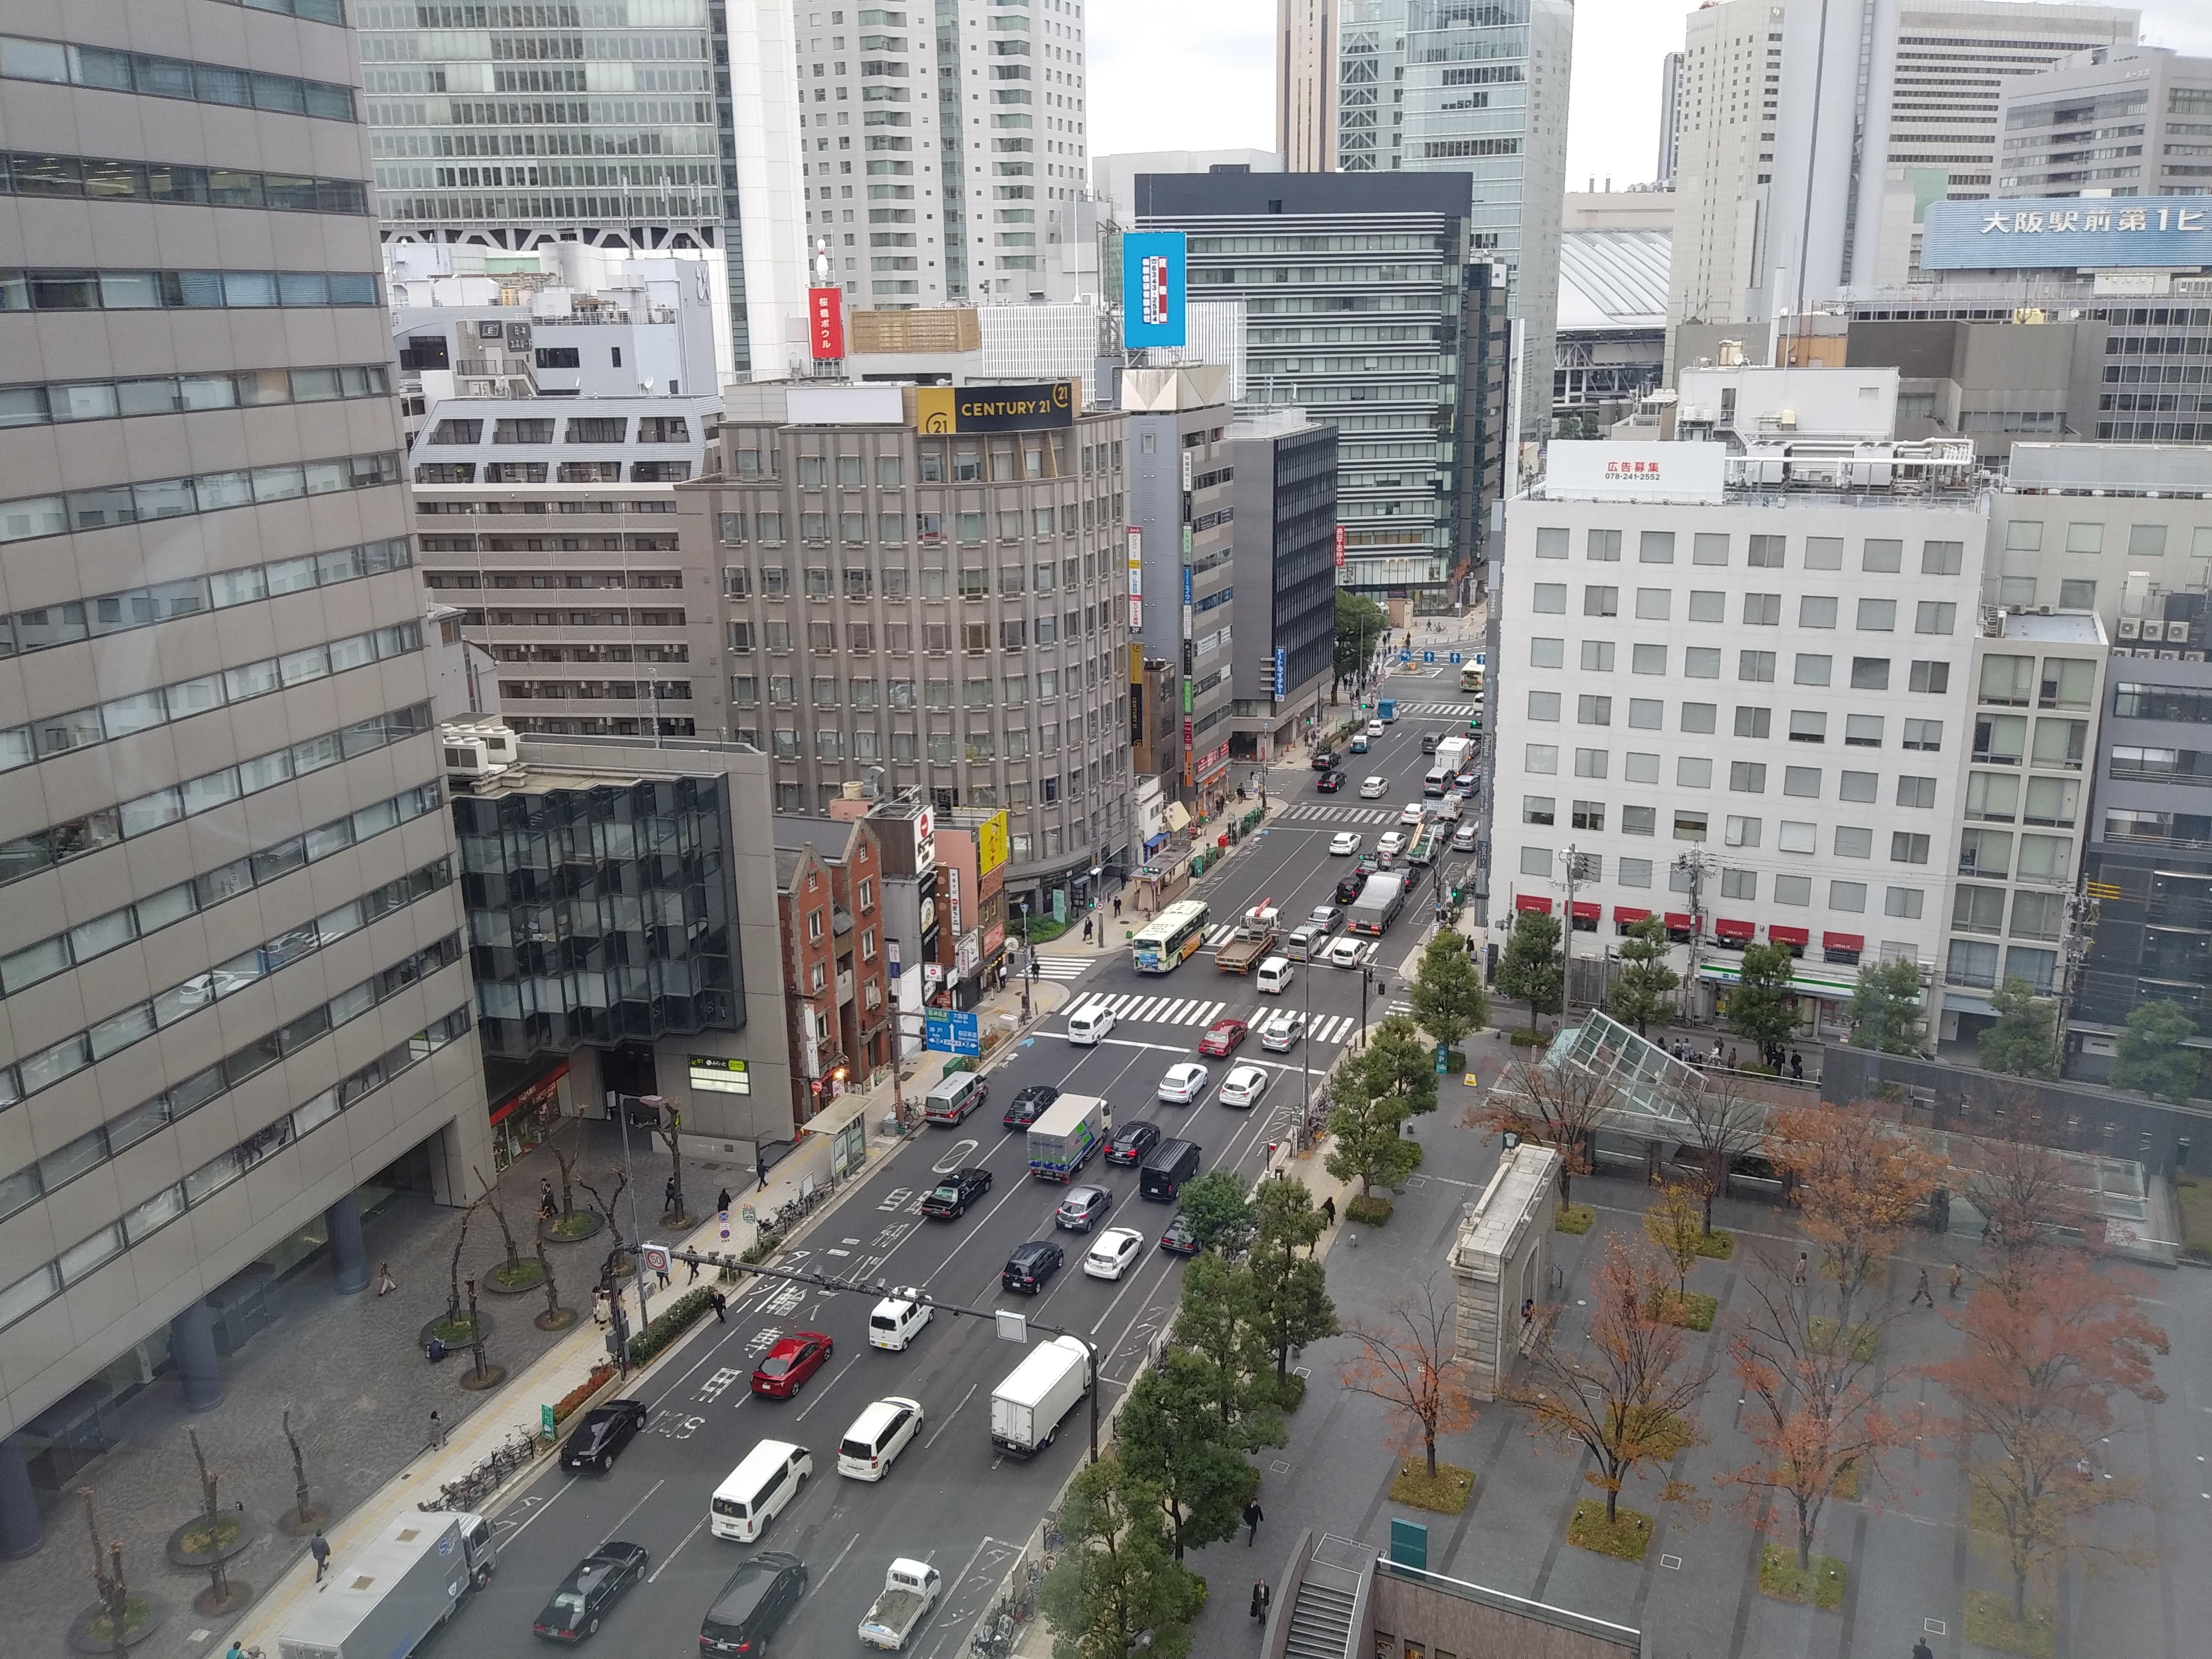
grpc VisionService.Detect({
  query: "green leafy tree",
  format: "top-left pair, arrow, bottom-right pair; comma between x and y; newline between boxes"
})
1410,927 -> 1488,1050
1172,1170 -> 1255,1256
1357,1013 -> 1441,1118
1845,956 -> 1925,1055
1248,1179 -> 1339,1384
1116,1351 -> 1261,1559
1038,1456 -> 1204,1659
2111,998 -> 2202,1105
1332,589 -> 1388,699
1607,915 -> 1680,1037
1325,1035 -> 1425,1200
1978,975 -> 2060,1079
1495,907 -> 1564,1033
1724,941 -> 1799,1058
1170,1253 -> 1281,1439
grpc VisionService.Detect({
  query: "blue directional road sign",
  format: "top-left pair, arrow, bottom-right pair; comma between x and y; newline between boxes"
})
1421,651 -> 1435,664
1448,652 -> 1463,664
924,1010 -> 981,1056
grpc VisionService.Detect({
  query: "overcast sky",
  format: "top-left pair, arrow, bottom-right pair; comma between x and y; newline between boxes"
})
1090,0 -> 2212,193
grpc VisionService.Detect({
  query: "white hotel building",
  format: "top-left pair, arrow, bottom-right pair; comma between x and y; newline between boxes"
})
1491,440 -> 1993,1040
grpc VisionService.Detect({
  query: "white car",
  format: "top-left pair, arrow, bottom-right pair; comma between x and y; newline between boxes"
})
1399,802 -> 1426,825
837,1395 -> 924,1481
1327,935 -> 1377,968
1220,1065 -> 1270,1109
1359,775 -> 1389,799
1083,1226 -> 1146,1280
1452,823 -> 1478,852
1158,1062 -> 1211,1104
1259,1011 -> 1304,1052
1366,718 -> 1385,736
868,1294 -> 933,1351
1377,830 -> 1406,859
1329,831 -> 1362,856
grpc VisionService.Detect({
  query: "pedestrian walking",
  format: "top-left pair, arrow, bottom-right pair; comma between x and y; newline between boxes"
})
310,1529 -> 331,1583
591,1288 -> 609,1328
1521,1296 -> 1535,1325
1321,1194 -> 1336,1228
1242,1498 -> 1264,1546
1947,1261 -> 1963,1300
1113,896 -> 1123,921
1082,916 -> 1094,943
1249,1580 -> 1271,1622
1793,1250 -> 1809,1287
687,1255 -> 701,1284
717,1187 -> 732,1217
375,1261 -> 397,1297
655,1260 -> 671,1290
662,1174 -> 679,1220
1727,1046 -> 1740,1071
1910,1267 -> 1935,1307
756,1154 -> 769,1192
427,1409 -> 445,1449
226,1643 -> 246,1659
1913,1640 -> 1935,1659
1789,1048 -> 1805,1081
710,1289 -> 728,1323
540,1176 -> 555,1211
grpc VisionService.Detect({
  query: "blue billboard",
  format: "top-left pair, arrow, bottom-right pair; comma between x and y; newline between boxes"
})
1122,231 -> 1188,348
1921,197 -> 2212,271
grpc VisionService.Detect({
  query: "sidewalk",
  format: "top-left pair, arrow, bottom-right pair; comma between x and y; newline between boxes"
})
227,971 -> 1075,1653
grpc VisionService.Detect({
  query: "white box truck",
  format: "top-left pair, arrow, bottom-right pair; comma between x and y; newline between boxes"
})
1026,1093 -> 1107,1184
1434,736 -> 1472,778
990,1334 -> 1091,1457
277,1512 -> 495,1659
858,1558 -> 943,1650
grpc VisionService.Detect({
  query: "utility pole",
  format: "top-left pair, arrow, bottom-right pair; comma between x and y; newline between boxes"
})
1672,848 -> 1710,1024
2051,882 -> 2101,1076
1561,844 -> 1581,1014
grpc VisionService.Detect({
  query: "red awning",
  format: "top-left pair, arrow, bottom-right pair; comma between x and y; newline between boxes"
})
1613,906 -> 1652,924
1664,912 -> 1693,930
1571,901 -> 1601,921
1714,918 -> 1756,940
1823,932 -> 1865,952
1515,894 -> 1554,914
1768,925 -> 1810,946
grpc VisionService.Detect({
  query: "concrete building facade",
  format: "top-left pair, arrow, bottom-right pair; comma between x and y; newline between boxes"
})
0,0 -> 492,1542
1995,44 -> 2212,200
1274,0 -> 1337,174
1226,410 -> 1340,764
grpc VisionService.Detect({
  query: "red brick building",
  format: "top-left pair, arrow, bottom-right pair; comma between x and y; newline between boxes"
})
771,816 -> 891,1128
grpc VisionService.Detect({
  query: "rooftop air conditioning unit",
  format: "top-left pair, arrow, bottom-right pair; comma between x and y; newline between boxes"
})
2168,621 -> 2194,642
2187,651 -> 2207,663
442,736 -> 494,777
2118,617 -> 2142,639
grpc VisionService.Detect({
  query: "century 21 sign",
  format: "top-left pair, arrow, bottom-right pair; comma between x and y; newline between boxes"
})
914,381 -> 1075,434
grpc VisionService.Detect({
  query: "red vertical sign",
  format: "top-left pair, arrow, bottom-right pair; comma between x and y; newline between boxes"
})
1334,525 -> 1347,571
809,287 -> 845,359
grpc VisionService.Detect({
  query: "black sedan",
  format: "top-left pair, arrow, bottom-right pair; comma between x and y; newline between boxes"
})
1157,1213 -> 1201,1257
1003,1084 -> 1059,1130
920,1166 -> 994,1219
1002,1240 -> 1065,1294
559,1399 -> 647,1473
1314,769 -> 1346,794
1311,749 -> 1337,771
1104,1120 -> 1162,1167
533,1542 -> 647,1641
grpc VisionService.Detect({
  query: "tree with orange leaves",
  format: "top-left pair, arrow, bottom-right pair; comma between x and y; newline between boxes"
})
1337,1274 -> 1478,1481
1719,1245 -> 1928,1571
1511,1237 -> 1711,1526
1763,1098 -> 1946,1319
1467,1056 -> 1613,1207
1925,1244 -> 2167,1622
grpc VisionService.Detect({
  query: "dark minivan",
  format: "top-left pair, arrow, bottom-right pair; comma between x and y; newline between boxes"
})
699,1551 -> 807,1654
1138,1138 -> 1202,1202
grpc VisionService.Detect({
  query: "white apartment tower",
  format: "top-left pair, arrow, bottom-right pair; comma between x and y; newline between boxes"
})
1657,50 -> 1683,189
1667,0 -> 2138,335
1276,0 -> 1338,173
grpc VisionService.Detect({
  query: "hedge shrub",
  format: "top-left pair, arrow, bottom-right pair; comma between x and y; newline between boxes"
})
553,1363 -> 615,1423
626,1288 -> 712,1366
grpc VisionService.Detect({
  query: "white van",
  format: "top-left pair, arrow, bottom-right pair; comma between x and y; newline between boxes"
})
868,1294 -> 932,1351
710,1440 -> 811,1541
1065,1004 -> 1116,1045
837,1396 -> 923,1481
1256,957 -> 1294,995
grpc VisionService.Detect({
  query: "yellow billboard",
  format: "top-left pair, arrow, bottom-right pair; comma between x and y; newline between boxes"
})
975,809 -> 1011,877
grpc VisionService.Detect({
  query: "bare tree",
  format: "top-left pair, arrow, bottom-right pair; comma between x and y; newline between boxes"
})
578,1164 -> 630,1253
186,1429 -> 244,1612
80,1488 -> 131,1659
1337,1274 -> 1479,1480
280,1409 -> 323,1533
472,1165 -> 526,1281
536,1099 -> 584,1220
642,1097 -> 691,1227
1676,1076 -> 1768,1233
534,1238 -> 574,1331
444,1188 -> 482,1329
1953,1128 -> 2092,1295
1468,1056 -> 1613,1207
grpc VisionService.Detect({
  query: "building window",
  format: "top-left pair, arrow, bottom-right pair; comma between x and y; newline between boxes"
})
1856,598 -> 1896,632
1532,583 -> 1567,614
1584,585 -> 1618,617
1742,593 -> 1780,626
1850,658 -> 1890,692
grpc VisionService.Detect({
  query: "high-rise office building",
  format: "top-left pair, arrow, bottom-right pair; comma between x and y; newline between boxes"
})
356,0 -> 806,380
0,0 -> 491,1543
1276,0 -> 1338,172
1995,44 -> 2212,199
1297,0 -> 1573,440
1667,0 -> 2137,337
1656,51 -> 1683,189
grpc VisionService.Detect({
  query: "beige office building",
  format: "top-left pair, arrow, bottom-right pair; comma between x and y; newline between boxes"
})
0,0 -> 490,1547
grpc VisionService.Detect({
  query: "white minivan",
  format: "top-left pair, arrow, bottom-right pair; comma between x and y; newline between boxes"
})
838,1396 -> 923,1482
1066,1004 -> 1116,1045
710,1439 -> 811,1541
1256,956 -> 1294,995
868,1293 -> 932,1351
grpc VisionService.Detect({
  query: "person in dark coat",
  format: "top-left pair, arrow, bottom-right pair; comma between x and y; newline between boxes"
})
1249,1580 -> 1271,1622
1243,1498 -> 1264,1545
709,1289 -> 728,1322
1321,1195 -> 1336,1228
717,1187 -> 732,1216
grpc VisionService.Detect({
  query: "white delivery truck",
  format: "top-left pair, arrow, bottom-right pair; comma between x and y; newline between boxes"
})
989,1333 -> 1091,1457
858,1558 -> 943,1650
1433,736 -> 1473,778
278,1512 -> 495,1659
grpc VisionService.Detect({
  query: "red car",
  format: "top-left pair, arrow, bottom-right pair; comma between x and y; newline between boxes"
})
750,1331 -> 833,1398
1198,1017 -> 1248,1058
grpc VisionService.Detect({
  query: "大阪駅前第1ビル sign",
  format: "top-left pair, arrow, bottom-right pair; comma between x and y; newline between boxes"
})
1920,198 -> 2212,270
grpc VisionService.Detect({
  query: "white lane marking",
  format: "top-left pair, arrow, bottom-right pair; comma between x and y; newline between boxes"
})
598,1478 -> 665,1544
819,1530 -> 862,1585
497,1474 -> 575,1548
923,1382 -> 980,1450
646,1516 -> 706,1582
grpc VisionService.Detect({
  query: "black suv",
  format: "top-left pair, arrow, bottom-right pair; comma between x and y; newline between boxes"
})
1002,1240 -> 1065,1294
1332,872 -> 1367,907
1003,1084 -> 1059,1129
1104,1120 -> 1162,1167
559,1399 -> 647,1473
920,1167 -> 994,1219
699,1552 -> 807,1655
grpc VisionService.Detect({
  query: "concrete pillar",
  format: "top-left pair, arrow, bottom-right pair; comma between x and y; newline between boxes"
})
0,1433 -> 41,1559
170,1299 -> 225,1413
325,1192 -> 368,1295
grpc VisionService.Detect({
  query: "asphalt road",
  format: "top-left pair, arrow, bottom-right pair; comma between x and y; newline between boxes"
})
419,670 -> 1481,1659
